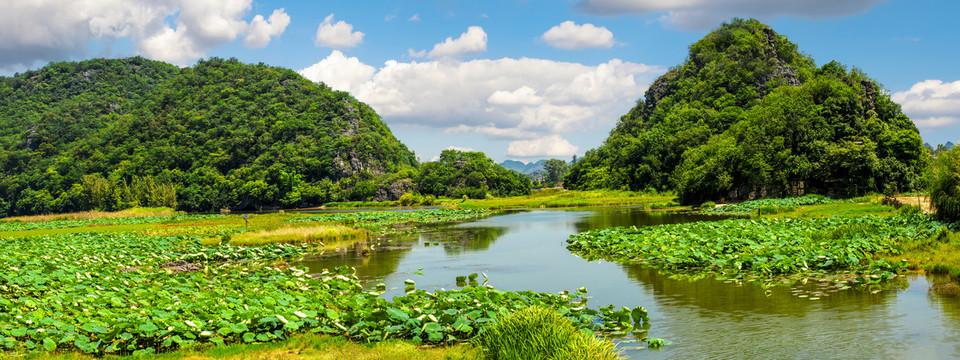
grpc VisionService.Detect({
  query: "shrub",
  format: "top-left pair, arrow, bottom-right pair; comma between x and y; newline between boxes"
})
400,193 -> 416,206
700,201 -> 716,209
476,306 -> 619,360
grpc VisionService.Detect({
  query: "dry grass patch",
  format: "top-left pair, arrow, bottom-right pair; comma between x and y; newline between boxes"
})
22,333 -> 480,360
2,207 -> 179,222
228,225 -> 366,246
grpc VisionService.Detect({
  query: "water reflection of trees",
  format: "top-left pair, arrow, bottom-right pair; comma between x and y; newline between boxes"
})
298,232 -> 419,280
297,225 -> 507,280
573,210 -> 731,233
422,226 -> 507,256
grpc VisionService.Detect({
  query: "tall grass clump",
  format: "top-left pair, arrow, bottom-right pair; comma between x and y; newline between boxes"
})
476,306 -> 620,360
229,225 -> 366,246
928,146 -> 960,221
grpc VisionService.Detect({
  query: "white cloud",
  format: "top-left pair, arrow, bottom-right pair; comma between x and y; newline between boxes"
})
314,14 -> 364,49
408,14 -> 421,22
407,48 -> 427,58
297,53 -> 663,154
575,0 -> 884,30
0,0 -> 289,69
445,125 -> 538,140
487,86 -> 545,106
892,79 -> 960,117
887,79 -> 960,153
445,146 -> 475,152
298,50 -> 375,94
428,26 -> 487,59
507,135 -> 580,157
244,9 -> 290,48
912,117 -> 960,129
542,21 -> 615,50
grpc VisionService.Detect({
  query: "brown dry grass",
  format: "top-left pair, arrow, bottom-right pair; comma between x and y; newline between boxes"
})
227,225 -> 367,246
24,334 -> 480,360
2,207 -> 179,222
896,195 -> 933,214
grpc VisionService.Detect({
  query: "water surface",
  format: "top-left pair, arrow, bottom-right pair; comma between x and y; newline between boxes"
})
300,210 -> 960,359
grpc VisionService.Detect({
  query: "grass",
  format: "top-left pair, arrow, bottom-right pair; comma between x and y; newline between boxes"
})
1,207 -> 179,222
450,189 -> 677,210
762,201 -> 896,219
883,226 -> 960,280
20,334 -> 481,360
476,306 -> 620,360
223,225 -> 367,246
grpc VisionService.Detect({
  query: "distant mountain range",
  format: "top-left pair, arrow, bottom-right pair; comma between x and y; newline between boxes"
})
499,160 -> 546,175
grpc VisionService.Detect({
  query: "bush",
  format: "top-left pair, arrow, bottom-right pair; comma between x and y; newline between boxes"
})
929,146 -> 960,221
476,306 -> 619,360
700,201 -> 716,209
400,193 -> 416,206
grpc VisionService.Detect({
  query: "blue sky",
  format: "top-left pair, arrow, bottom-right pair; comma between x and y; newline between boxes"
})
2,0 -> 958,163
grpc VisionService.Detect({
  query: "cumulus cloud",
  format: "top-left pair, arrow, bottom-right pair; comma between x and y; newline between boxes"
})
297,50 -> 375,94
314,14 -> 365,49
575,0 -> 884,30
408,14 -> 421,22
298,52 -> 663,154
244,9 -> 290,48
542,21 -> 615,50
428,26 -> 487,59
445,125 -> 539,140
0,0 -> 289,69
507,135 -> 580,157
892,79 -> 960,129
487,86 -> 545,106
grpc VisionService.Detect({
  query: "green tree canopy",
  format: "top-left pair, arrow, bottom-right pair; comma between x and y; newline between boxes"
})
566,19 -> 927,204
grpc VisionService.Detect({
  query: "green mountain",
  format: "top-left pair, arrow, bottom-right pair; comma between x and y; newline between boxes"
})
0,57 -> 418,216
566,19 -> 926,204
499,160 -> 546,175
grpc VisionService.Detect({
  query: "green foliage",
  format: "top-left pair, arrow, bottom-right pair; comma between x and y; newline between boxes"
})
567,214 -> 944,279
0,57 -> 418,217
565,19 -> 927,204
0,217 -> 642,356
928,146 -> 960,221
701,194 -> 837,215
416,150 -> 531,199
287,209 -> 492,234
476,306 -> 620,360
541,159 -> 571,185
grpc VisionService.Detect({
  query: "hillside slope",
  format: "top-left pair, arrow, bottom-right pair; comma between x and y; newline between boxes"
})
566,19 -> 926,204
0,57 -> 418,215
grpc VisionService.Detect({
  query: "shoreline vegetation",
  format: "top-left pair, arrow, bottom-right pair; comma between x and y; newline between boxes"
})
0,191 -> 957,359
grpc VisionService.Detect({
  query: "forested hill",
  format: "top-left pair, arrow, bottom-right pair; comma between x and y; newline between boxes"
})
566,19 -> 926,204
0,57 -> 418,216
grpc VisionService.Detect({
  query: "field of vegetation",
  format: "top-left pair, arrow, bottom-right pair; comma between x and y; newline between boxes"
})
0,209 -> 650,358
449,189 -> 678,210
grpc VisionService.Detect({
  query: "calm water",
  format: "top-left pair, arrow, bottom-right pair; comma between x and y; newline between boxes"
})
299,210 -> 960,359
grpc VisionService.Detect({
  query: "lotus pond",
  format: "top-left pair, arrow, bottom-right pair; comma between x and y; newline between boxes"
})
3,207 -> 960,359
302,209 -> 960,359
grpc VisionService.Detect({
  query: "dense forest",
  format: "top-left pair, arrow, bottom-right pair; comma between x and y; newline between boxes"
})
417,150 -> 531,199
566,19 -> 927,204
0,58 -> 524,216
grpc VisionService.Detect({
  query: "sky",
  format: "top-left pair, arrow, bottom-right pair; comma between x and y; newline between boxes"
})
1,0 -> 958,163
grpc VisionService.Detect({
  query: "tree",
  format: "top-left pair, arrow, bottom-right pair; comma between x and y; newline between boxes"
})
542,159 -> 571,184
928,146 -> 960,221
